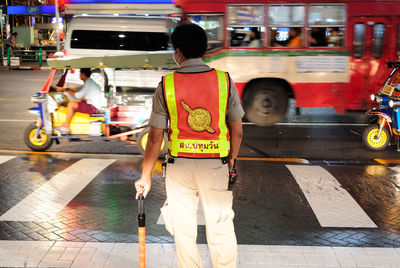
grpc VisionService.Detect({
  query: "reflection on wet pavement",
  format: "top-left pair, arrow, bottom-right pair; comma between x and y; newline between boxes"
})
0,153 -> 400,249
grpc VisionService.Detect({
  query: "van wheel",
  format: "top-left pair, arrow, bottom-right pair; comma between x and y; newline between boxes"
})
243,81 -> 288,126
137,127 -> 168,156
24,122 -> 53,151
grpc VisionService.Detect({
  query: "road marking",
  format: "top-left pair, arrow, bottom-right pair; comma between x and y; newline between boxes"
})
0,155 -> 16,165
0,98 -> 30,102
238,157 -> 309,164
0,149 -> 144,158
243,122 -> 368,126
0,119 -> 34,122
375,159 -> 400,165
390,166 -> 400,173
0,241 -> 399,267
286,165 -> 377,228
24,78 -> 45,82
0,158 -> 115,222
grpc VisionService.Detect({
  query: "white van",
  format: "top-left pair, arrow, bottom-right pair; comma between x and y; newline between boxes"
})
64,15 -> 178,90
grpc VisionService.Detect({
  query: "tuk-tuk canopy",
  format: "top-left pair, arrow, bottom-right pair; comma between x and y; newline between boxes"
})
47,51 -> 176,69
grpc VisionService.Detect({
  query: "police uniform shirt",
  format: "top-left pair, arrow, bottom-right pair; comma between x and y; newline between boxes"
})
149,58 -> 245,129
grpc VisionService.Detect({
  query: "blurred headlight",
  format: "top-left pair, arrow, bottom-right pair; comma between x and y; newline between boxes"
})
389,100 -> 394,107
370,94 -> 376,101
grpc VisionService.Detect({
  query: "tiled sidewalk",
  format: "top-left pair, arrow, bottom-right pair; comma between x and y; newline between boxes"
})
1,241 -> 400,268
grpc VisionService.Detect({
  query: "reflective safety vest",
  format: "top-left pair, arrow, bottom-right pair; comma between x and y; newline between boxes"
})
163,69 -> 230,158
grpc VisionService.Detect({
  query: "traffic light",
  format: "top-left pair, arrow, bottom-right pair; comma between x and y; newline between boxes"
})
58,0 -> 65,14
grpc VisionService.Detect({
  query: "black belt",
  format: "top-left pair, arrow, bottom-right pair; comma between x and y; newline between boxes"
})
165,156 -> 229,164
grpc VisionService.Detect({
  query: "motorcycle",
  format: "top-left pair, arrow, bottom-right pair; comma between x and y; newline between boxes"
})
24,53 -> 175,154
362,61 -> 400,151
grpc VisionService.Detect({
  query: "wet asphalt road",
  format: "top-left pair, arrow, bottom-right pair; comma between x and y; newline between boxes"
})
0,69 -> 399,159
0,69 -> 400,253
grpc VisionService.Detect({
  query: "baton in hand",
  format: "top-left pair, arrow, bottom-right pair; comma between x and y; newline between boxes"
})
228,159 -> 238,191
137,194 -> 146,268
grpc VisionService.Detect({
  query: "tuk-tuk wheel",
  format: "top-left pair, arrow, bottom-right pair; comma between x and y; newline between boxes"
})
137,127 -> 168,156
24,122 -> 53,151
362,124 -> 390,151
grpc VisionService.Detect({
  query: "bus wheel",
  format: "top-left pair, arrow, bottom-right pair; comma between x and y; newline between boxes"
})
137,127 -> 168,156
362,124 -> 390,151
244,81 -> 288,126
24,122 -> 53,151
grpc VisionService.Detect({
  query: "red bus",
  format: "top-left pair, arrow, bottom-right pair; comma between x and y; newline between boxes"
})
174,0 -> 400,125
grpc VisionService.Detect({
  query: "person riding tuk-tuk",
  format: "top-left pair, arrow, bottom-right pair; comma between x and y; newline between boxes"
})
24,52 -> 176,154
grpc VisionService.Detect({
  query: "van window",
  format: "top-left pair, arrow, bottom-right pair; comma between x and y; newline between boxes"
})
71,30 -> 169,51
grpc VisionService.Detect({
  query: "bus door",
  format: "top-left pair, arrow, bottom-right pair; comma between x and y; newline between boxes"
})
348,17 -> 391,110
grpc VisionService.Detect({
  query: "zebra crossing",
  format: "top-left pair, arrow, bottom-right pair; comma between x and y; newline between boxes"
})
0,153 -> 399,267
0,154 -> 398,242
0,155 -> 394,228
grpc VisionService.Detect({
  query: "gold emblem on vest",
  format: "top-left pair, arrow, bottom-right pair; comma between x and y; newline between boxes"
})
181,101 -> 215,133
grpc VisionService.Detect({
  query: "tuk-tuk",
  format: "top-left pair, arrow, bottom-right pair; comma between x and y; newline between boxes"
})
24,52 -> 176,155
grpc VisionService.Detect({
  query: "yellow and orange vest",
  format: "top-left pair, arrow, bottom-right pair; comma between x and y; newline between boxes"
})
163,69 -> 230,158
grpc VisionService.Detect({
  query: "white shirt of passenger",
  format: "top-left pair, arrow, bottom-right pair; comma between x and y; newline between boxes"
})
75,78 -> 103,111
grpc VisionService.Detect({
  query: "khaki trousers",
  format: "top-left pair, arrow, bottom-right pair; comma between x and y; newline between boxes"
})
161,158 -> 237,268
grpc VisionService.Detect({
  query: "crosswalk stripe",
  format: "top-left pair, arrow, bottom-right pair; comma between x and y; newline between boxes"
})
286,165 -> 377,228
0,155 -> 16,165
0,158 -> 115,222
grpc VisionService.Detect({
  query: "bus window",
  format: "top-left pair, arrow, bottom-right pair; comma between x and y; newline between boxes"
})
308,5 -> 346,47
188,14 -> 224,52
268,5 -> 305,47
373,23 -> 385,59
227,5 -> 264,48
398,25 -> 400,57
353,23 -> 366,58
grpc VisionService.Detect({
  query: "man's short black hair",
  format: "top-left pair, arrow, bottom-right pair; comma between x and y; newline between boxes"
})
12,32 -> 18,36
80,68 -> 91,78
171,23 -> 207,59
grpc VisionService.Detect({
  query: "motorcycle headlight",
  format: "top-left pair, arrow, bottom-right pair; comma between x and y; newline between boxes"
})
370,94 -> 376,101
389,100 -> 394,107
28,110 -> 39,115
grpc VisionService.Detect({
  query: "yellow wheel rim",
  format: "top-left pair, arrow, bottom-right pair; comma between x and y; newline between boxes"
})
29,128 -> 48,146
141,132 -> 165,151
367,128 -> 387,148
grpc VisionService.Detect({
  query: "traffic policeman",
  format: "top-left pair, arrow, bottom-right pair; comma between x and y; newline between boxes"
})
135,23 -> 244,268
